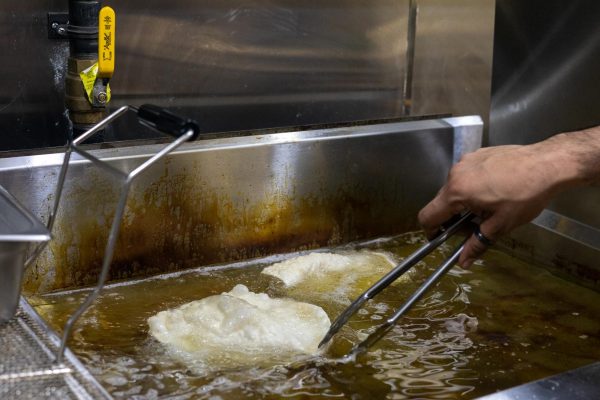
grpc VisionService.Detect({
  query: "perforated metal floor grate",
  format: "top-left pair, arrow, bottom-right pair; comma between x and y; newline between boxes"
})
0,298 -> 111,399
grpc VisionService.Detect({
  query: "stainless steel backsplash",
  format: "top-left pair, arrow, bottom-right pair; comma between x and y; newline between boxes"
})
0,0 -> 494,151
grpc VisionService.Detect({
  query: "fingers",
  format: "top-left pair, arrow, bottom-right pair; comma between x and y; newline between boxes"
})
458,217 -> 501,268
458,232 -> 489,268
418,187 -> 465,239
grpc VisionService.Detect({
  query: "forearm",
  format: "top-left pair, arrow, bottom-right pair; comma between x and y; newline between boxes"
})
538,125 -> 600,189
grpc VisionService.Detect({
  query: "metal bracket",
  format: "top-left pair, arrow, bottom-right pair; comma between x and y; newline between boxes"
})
47,12 -> 69,39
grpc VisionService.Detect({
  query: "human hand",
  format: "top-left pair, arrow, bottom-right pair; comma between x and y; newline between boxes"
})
418,139 -> 575,268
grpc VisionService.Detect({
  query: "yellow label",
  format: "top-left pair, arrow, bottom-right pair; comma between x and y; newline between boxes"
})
98,6 -> 115,78
79,62 -> 111,104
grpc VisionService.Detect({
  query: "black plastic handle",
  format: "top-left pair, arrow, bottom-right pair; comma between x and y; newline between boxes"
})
137,104 -> 199,141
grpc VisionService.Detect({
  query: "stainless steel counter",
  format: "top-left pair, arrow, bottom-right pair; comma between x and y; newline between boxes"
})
479,361 -> 600,400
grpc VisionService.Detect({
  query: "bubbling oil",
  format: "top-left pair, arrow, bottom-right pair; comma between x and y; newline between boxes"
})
31,232 -> 600,399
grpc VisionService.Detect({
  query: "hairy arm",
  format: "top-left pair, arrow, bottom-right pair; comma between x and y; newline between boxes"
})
418,125 -> 600,267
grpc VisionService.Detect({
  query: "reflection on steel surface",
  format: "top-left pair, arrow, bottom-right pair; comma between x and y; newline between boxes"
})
0,116 -> 482,293
490,1 -> 600,284
491,1 -> 600,146
499,208 -> 600,293
533,209 -> 600,251
412,0 -> 495,137
478,361 -> 600,400
0,1 -> 494,151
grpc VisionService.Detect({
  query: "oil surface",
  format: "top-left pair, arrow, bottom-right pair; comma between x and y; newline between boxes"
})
32,232 -> 600,399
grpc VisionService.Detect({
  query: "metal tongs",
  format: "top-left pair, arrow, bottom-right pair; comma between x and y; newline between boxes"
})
318,212 -> 475,357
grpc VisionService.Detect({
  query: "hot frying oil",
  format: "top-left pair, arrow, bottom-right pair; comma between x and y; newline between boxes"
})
31,232 -> 600,399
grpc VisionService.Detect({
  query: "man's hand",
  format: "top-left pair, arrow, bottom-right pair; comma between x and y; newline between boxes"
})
418,127 -> 600,268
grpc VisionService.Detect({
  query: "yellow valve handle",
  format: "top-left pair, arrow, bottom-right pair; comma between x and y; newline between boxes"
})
98,6 -> 115,79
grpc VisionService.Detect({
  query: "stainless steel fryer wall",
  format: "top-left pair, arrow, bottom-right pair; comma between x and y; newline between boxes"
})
0,117 -> 482,293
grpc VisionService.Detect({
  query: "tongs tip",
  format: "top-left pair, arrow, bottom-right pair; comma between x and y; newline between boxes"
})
317,336 -> 330,350
319,212 -> 475,358
319,298 -> 367,349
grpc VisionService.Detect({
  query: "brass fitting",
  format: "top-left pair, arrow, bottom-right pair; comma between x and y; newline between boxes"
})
65,57 -> 106,125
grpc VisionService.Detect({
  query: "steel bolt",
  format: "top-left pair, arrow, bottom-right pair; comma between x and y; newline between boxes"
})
97,92 -> 108,104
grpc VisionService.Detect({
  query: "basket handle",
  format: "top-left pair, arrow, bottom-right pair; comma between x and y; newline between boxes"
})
137,104 -> 200,140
